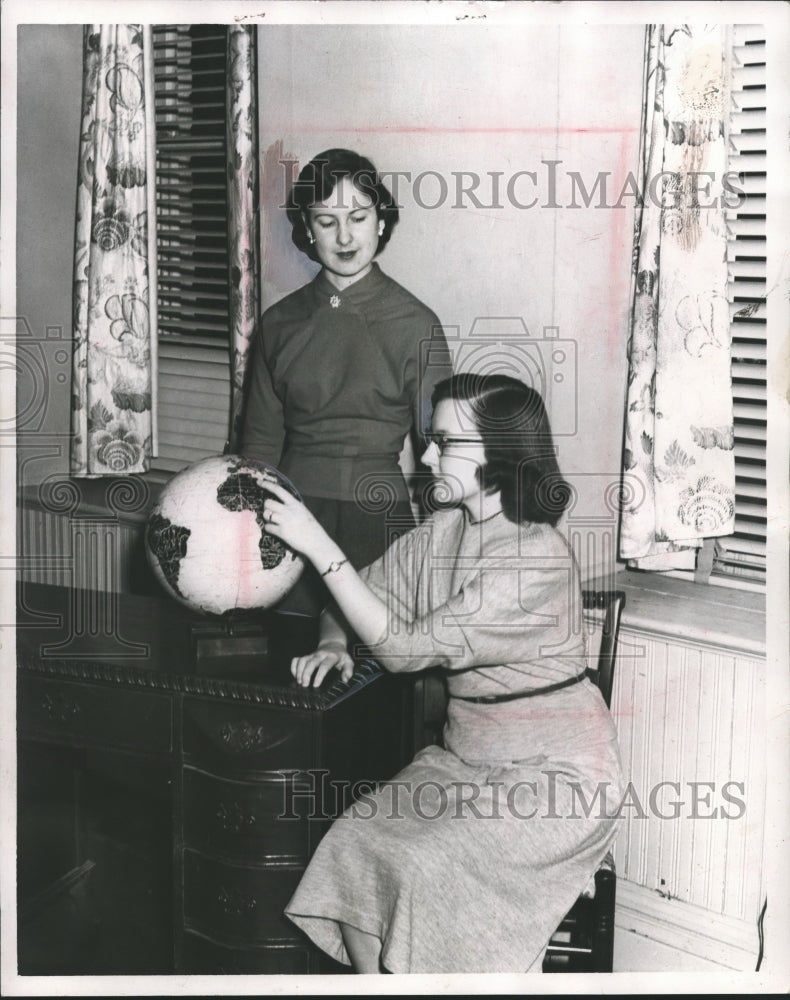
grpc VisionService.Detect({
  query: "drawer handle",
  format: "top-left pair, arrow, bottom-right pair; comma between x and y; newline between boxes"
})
216,801 -> 257,833
42,692 -> 81,723
217,886 -> 257,918
219,721 -> 288,754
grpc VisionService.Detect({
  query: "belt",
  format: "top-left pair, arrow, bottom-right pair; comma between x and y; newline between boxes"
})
451,670 -> 588,704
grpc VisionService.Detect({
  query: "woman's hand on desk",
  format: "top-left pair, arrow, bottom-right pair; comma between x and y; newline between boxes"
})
291,645 -> 354,688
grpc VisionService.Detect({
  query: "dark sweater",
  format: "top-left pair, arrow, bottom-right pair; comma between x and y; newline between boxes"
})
240,263 -> 452,502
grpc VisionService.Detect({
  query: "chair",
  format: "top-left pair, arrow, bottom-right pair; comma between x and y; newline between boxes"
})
408,588 -> 626,974
541,588 -> 625,973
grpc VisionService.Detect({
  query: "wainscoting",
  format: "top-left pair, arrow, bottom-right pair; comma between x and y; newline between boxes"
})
17,493 -> 768,974
604,573 -> 766,972
17,481 -> 154,595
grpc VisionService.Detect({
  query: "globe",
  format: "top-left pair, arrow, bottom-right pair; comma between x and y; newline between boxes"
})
144,455 -> 305,616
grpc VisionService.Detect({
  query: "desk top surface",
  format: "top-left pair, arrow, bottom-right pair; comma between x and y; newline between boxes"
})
16,581 -> 383,710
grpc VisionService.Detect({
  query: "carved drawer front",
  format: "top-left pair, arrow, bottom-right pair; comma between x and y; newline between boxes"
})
180,930 -> 312,974
183,849 -> 304,945
18,673 -> 172,753
182,698 -> 312,772
182,766 -> 310,862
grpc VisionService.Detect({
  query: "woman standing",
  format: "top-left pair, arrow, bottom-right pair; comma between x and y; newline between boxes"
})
259,374 -> 624,974
241,149 -> 452,614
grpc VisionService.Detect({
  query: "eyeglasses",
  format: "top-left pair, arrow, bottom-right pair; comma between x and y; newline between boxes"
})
424,432 -> 484,455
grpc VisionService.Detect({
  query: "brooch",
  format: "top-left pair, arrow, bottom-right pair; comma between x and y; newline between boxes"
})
329,295 -> 341,309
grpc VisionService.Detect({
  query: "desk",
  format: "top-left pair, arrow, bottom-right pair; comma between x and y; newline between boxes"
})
16,582 -> 410,974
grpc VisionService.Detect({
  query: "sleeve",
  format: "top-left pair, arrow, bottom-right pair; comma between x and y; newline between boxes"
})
238,319 -> 286,468
366,559 -> 573,676
358,520 -> 434,623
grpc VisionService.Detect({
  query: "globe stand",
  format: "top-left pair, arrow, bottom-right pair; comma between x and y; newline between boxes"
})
191,612 -> 272,680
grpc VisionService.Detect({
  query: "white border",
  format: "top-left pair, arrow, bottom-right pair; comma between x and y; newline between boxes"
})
2,1 -> 789,996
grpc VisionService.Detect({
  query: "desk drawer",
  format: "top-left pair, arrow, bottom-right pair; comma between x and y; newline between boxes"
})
183,849 -> 303,945
18,673 -> 172,754
182,766 -> 310,862
182,698 -> 313,771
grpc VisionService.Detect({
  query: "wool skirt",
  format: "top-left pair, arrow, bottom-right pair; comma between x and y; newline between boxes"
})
285,679 -> 624,973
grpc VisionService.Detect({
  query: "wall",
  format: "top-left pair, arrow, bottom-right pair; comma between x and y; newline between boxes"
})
14,23 -> 644,580
16,25 -> 83,488
256,22 -> 644,579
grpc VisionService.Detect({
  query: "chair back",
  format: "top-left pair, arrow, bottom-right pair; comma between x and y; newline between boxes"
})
581,590 -> 626,710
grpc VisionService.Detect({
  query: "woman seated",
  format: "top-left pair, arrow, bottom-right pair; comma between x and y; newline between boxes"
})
260,373 -> 624,974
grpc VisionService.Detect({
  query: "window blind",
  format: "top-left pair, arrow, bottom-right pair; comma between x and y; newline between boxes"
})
716,24 -> 767,586
151,25 -> 231,474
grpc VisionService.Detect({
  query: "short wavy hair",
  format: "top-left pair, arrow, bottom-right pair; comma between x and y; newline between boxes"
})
431,373 -> 571,526
286,148 -> 400,262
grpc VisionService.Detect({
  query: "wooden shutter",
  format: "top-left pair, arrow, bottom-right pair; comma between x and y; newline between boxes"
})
717,24 -> 767,586
151,25 -> 231,474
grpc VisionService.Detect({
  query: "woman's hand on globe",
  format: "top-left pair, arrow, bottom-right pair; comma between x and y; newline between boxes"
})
291,646 -> 355,688
261,474 -> 388,653
260,476 -> 339,567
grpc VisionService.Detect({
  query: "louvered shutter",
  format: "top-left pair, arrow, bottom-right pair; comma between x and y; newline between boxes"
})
718,24 -> 767,586
151,25 -> 231,474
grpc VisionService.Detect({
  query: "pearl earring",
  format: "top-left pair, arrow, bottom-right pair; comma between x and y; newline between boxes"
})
307,231 -> 315,245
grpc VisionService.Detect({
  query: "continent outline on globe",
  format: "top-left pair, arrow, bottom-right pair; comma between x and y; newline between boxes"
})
216,461 -> 294,571
144,455 -> 305,617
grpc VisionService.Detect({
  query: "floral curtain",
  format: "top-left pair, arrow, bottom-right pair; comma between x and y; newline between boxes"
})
226,25 -> 261,453
71,24 -> 157,476
620,24 -> 735,571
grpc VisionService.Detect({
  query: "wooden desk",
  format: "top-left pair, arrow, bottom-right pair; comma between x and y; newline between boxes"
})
16,582 -> 410,975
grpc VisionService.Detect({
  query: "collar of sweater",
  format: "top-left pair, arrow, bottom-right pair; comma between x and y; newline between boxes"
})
313,261 -> 388,309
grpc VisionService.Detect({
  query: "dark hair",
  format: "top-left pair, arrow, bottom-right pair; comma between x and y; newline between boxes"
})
286,148 -> 400,262
431,373 -> 572,526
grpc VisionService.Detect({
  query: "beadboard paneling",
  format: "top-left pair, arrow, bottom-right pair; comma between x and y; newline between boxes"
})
18,505 -> 146,594
611,626 -> 766,925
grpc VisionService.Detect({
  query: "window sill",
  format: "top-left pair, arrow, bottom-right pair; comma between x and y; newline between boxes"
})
20,481 -> 768,659
19,474 -> 165,525
586,569 -> 766,658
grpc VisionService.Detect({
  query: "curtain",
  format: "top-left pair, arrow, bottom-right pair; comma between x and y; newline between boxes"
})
226,25 -> 261,454
620,24 -> 735,571
71,24 -> 158,476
